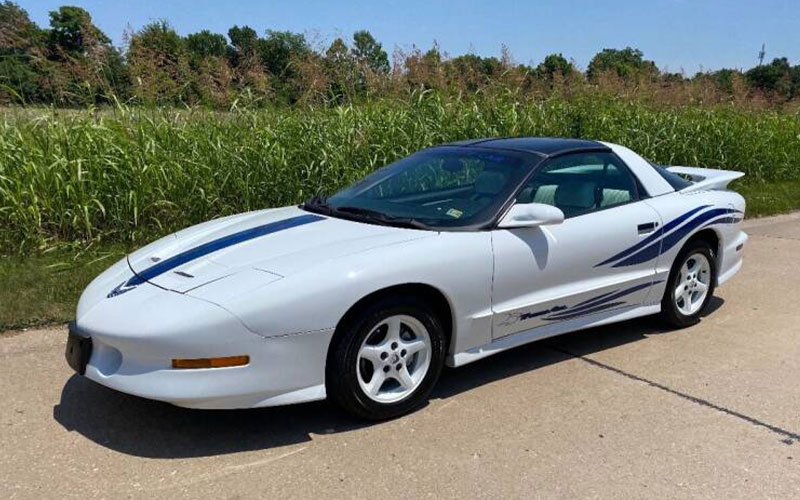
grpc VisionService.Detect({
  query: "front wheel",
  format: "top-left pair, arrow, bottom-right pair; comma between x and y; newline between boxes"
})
326,295 -> 446,420
661,240 -> 717,328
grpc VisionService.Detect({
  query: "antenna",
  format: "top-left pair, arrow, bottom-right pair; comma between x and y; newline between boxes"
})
758,43 -> 766,66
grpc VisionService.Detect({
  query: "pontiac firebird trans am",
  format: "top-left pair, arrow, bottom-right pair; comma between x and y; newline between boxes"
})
66,138 -> 748,419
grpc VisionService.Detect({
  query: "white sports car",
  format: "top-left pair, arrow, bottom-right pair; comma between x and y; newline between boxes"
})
67,138 -> 747,419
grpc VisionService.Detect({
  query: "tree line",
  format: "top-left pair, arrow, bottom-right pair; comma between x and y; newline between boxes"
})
2,1 -> 799,108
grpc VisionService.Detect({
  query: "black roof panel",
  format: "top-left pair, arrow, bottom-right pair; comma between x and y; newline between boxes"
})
439,138 -> 499,147
445,137 -> 608,156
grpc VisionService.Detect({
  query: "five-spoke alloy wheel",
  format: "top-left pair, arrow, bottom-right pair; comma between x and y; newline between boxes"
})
674,253 -> 711,316
326,295 -> 446,420
661,240 -> 717,328
356,315 -> 432,403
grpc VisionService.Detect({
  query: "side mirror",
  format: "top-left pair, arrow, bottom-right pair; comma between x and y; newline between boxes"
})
497,203 -> 565,229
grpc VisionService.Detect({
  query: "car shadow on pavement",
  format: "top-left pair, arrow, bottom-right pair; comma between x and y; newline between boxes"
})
433,297 -> 723,399
53,297 -> 723,459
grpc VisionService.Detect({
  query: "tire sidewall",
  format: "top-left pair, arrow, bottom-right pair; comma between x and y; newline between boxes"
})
662,241 -> 717,327
327,296 -> 446,420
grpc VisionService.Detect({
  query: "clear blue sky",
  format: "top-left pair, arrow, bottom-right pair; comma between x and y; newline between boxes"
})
20,0 -> 800,73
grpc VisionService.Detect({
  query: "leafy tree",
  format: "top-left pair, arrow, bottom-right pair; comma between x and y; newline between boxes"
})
326,38 -> 350,63
227,25 -> 258,65
47,6 -> 110,56
745,57 -> 798,98
0,1 -> 46,103
186,30 -> 227,59
661,72 -> 685,83
0,1 -> 43,52
256,30 -> 310,103
257,30 -> 309,76
535,53 -> 575,80
127,21 -> 191,104
184,30 -> 232,107
451,54 -> 503,77
587,47 -> 658,81
225,25 -> 270,102
352,30 -> 389,73
701,68 -> 738,93
43,6 -> 128,105
324,37 -> 357,102
405,44 -> 446,90
423,46 -> 442,67
7,2 -> 800,109
448,54 -> 503,91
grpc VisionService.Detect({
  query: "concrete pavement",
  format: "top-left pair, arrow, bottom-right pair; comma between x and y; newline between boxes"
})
2,213 -> 799,499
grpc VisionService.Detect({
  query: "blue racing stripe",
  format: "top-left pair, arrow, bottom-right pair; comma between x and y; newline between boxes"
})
109,214 -> 325,297
701,216 -> 742,228
544,280 -> 659,320
543,301 -> 627,321
612,208 -> 731,267
595,205 -> 711,267
571,289 -> 617,308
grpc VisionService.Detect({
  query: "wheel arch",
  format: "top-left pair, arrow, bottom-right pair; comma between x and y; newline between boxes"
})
328,283 -> 455,362
685,227 -> 722,274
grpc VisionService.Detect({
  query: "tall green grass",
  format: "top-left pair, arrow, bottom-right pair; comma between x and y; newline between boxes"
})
2,91 -> 800,254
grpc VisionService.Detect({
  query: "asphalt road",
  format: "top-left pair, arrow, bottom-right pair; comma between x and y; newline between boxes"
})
2,213 -> 800,499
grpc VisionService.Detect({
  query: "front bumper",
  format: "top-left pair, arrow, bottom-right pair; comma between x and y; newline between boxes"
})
68,281 -> 335,409
65,322 -> 92,375
68,322 -> 335,409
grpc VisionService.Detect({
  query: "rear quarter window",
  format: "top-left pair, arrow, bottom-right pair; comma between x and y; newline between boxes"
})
651,163 -> 693,190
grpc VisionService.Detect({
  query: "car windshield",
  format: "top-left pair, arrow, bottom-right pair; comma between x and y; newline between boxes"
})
303,147 -> 532,229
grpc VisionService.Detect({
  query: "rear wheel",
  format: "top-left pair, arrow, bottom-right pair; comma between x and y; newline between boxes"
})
326,295 -> 446,420
661,240 -> 716,328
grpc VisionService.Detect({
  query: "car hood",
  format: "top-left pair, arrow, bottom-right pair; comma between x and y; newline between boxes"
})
126,206 -> 432,293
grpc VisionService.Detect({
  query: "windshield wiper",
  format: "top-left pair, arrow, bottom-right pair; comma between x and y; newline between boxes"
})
336,206 -> 431,230
331,205 -> 430,229
302,196 -> 335,215
302,197 -> 431,230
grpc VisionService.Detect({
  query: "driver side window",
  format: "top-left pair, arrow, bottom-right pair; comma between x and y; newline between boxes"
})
516,152 -> 639,218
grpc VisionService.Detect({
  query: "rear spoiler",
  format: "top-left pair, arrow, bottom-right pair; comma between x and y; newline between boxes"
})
666,166 -> 744,193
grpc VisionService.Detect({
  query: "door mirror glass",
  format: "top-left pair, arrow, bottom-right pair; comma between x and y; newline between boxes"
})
497,203 -> 565,229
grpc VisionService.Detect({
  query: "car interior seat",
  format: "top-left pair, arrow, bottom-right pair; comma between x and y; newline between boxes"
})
599,188 -> 631,207
553,180 -> 596,217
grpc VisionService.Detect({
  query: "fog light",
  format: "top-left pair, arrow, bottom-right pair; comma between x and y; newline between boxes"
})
172,355 -> 249,369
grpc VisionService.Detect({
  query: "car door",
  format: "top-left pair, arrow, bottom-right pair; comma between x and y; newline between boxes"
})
491,152 -> 662,339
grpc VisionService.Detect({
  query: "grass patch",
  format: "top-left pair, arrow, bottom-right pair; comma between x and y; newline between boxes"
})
0,245 -> 126,331
735,180 -> 800,217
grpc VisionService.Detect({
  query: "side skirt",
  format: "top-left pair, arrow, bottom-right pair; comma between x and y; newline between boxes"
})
447,304 -> 661,367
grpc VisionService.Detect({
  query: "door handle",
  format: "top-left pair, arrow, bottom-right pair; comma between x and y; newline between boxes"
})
637,222 -> 658,234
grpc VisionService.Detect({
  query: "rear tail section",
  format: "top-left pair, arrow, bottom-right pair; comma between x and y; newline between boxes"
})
666,166 -> 744,193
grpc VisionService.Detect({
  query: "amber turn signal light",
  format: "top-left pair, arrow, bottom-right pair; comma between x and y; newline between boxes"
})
172,355 -> 250,369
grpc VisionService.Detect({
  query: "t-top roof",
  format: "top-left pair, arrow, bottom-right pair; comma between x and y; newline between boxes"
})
443,137 -> 609,156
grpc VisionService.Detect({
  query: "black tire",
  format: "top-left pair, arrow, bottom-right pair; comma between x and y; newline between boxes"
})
326,295 -> 446,420
660,239 -> 717,328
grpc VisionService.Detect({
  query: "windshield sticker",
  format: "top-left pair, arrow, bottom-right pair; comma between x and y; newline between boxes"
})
446,208 -> 463,219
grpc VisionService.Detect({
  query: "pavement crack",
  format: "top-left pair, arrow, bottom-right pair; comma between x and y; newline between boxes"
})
549,346 -> 800,445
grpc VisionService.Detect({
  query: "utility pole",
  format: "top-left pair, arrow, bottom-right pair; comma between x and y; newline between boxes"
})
758,43 -> 766,66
